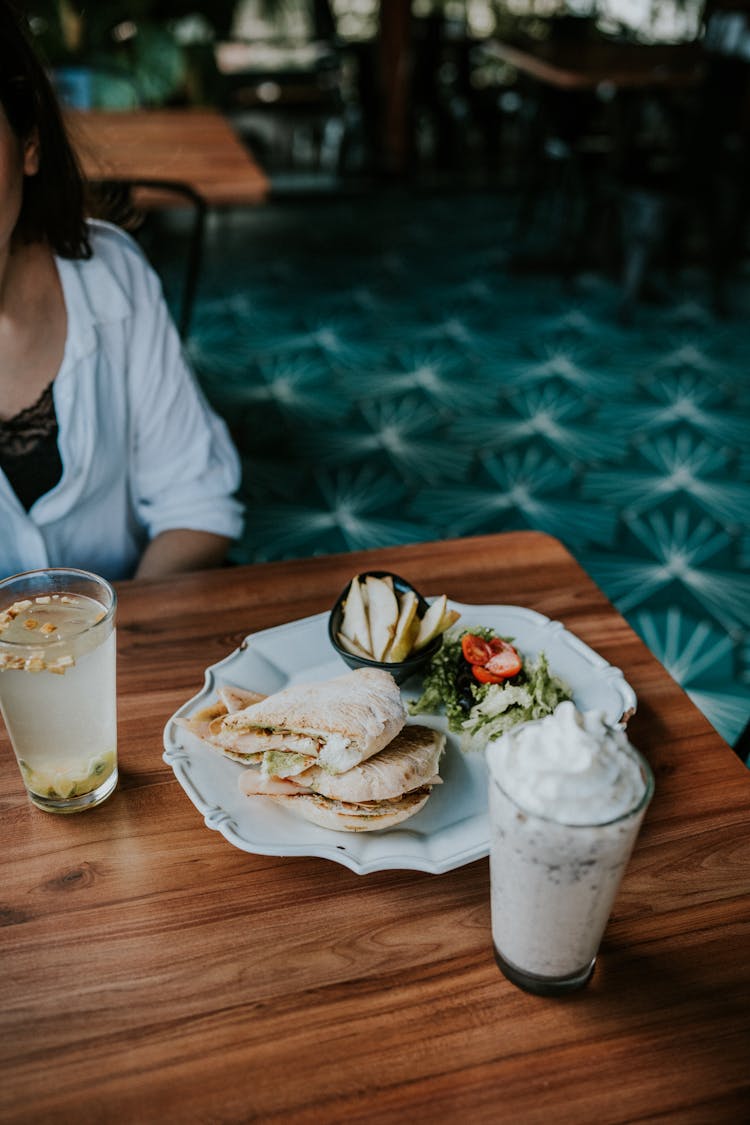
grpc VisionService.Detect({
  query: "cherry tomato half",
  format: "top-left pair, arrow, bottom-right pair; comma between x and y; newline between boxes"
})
461,634 -> 492,665
485,643 -> 522,680
471,663 -> 507,684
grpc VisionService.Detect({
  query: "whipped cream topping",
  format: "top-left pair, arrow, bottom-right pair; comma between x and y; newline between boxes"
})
486,701 -> 647,825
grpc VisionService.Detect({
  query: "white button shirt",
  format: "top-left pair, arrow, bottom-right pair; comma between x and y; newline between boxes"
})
0,222 -> 244,580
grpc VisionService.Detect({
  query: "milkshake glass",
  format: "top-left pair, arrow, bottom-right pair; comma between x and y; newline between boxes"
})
486,702 -> 654,996
0,568 -> 118,814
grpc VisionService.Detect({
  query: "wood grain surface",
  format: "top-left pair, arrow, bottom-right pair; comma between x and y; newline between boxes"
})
67,109 -> 270,207
1,532 -> 748,1124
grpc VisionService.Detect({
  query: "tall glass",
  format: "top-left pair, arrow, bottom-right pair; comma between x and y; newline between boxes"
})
0,568 -> 117,814
487,721 -> 654,996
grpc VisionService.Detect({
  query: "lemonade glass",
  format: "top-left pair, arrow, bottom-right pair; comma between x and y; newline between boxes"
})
0,568 -> 117,813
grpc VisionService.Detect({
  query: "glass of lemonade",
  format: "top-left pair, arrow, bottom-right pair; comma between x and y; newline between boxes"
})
0,568 -> 117,814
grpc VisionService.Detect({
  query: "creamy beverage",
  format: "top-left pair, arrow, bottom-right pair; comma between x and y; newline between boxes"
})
0,571 -> 117,814
486,701 -> 653,995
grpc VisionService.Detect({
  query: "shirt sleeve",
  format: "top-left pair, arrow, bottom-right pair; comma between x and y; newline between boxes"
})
122,243 -> 245,544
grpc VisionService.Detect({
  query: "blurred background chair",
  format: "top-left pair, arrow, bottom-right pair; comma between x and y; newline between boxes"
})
689,0 -> 750,312
612,0 -> 750,318
88,178 -> 207,340
215,0 -> 355,186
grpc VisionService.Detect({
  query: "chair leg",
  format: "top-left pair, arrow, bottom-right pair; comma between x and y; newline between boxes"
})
179,198 -> 207,340
617,189 -> 667,321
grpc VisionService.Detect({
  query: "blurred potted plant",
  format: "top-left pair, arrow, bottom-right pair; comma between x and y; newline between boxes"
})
26,0 -> 236,107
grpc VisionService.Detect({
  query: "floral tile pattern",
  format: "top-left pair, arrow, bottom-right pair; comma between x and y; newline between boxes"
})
168,192 -> 749,753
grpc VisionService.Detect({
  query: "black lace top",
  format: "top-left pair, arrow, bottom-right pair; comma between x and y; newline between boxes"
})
0,382 -> 63,511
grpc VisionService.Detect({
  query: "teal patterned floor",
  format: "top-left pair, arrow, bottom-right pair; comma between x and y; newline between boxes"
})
167,191 -> 749,753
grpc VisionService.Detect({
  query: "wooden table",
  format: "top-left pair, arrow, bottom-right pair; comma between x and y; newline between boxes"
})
1,532 -> 748,1123
67,108 -> 270,208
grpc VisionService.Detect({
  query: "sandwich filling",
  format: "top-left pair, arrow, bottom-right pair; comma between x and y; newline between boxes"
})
239,723 -> 446,826
213,726 -> 354,770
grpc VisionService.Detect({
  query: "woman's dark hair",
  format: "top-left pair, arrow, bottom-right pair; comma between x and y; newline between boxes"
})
0,1 -> 90,258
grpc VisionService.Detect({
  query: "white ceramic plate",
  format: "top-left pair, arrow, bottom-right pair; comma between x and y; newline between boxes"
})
163,602 -> 636,876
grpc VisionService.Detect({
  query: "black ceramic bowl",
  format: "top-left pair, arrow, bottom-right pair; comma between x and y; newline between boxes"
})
328,570 -> 443,686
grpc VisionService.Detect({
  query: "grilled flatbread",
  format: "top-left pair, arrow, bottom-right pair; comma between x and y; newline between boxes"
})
175,686 -> 268,764
272,789 -> 433,832
213,668 -> 407,774
239,724 -> 445,832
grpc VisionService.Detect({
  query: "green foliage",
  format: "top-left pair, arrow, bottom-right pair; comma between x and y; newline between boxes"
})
25,0 -> 226,106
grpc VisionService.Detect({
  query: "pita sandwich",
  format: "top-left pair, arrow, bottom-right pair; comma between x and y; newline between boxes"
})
239,723 -> 445,832
204,668 -> 407,775
175,686 -> 268,764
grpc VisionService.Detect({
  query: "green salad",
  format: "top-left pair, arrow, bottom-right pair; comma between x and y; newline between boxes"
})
409,625 -> 571,747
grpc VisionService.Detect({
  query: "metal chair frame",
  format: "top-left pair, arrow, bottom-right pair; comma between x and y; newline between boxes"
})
89,177 -> 207,340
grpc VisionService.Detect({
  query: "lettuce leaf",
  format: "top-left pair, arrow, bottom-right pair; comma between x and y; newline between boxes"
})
409,629 -> 472,730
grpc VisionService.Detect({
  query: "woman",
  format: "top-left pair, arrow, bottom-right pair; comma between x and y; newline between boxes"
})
0,1 -> 244,580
